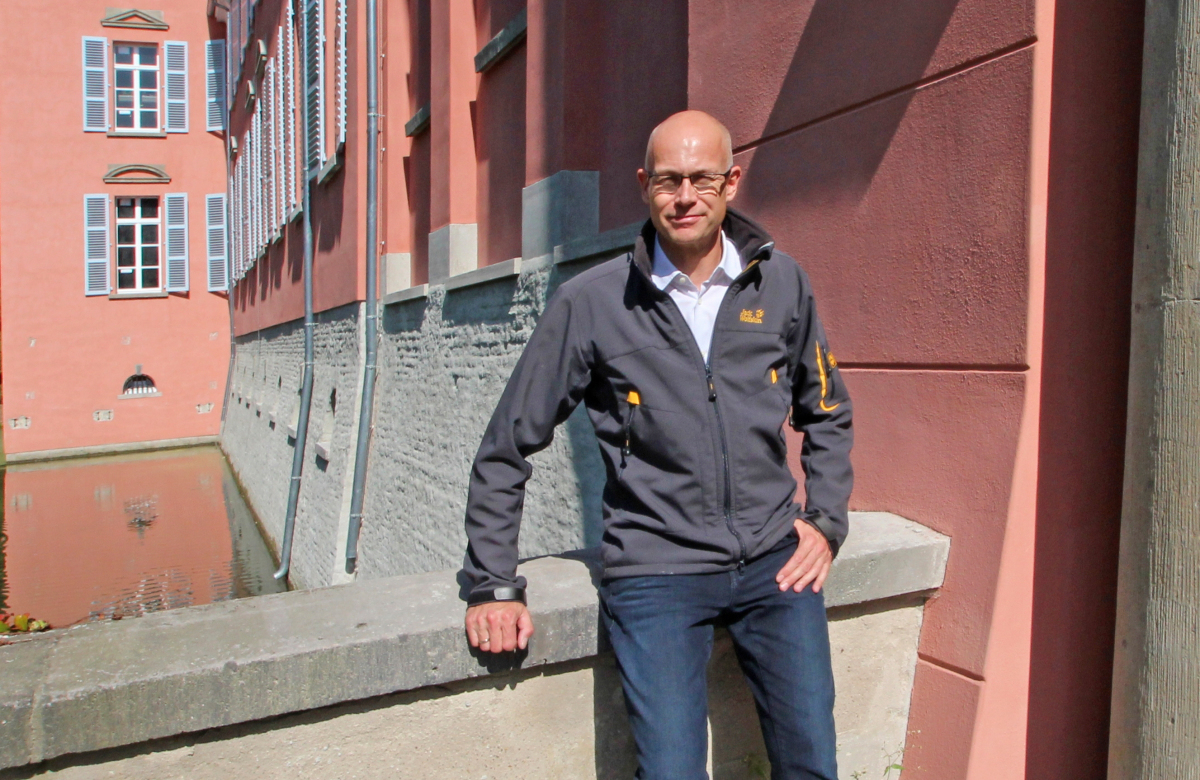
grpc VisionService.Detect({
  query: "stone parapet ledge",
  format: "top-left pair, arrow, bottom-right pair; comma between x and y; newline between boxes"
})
0,512 -> 947,771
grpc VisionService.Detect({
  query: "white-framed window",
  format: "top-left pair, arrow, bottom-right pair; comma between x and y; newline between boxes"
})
105,40 -> 187,133
115,196 -> 163,290
113,43 -> 160,131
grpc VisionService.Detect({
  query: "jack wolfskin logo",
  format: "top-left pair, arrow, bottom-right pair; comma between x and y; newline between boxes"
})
740,309 -> 765,324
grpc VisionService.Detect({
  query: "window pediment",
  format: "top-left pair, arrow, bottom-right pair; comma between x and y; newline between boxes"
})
104,164 -> 171,184
101,8 -> 169,30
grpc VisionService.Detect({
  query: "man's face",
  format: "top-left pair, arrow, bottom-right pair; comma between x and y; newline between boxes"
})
638,133 -> 741,250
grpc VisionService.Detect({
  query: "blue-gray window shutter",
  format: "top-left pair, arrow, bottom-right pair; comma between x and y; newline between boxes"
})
206,194 -> 228,291
164,193 -> 189,291
84,195 -> 110,295
205,39 -> 227,131
303,0 -> 325,174
82,37 -> 108,131
335,0 -> 347,145
164,41 -> 188,132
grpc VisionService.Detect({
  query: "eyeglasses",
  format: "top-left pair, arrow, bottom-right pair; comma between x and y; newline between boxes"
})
646,168 -> 733,196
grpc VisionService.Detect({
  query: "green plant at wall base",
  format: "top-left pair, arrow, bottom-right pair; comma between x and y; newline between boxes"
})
881,749 -> 904,779
0,613 -> 49,633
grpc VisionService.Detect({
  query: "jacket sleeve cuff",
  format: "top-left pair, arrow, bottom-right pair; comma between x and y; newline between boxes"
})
467,586 -> 528,606
800,510 -> 842,558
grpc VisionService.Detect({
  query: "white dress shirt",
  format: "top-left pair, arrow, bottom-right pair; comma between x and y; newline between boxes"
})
651,231 -> 744,362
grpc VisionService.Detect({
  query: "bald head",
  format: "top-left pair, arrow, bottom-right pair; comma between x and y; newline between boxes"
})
638,111 -> 742,268
644,110 -> 733,172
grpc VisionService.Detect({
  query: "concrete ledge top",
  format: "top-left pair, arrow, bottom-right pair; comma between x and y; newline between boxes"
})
379,221 -> 640,308
381,282 -> 429,306
555,221 -> 640,265
444,256 -> 523,292
0,512 -> 947,770
4,436 -> 220,466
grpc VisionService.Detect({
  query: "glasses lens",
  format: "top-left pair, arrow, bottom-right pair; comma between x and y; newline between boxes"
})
649,172 -> 726,195
650,175 -> 680,195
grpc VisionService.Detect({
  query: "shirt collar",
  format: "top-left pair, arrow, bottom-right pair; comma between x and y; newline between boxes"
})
650,231 -> 744,291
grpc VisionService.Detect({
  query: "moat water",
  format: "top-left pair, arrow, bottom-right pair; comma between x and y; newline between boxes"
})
0,445 -> 285,629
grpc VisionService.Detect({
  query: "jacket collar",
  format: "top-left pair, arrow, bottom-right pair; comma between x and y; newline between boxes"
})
632,208 -> 776,280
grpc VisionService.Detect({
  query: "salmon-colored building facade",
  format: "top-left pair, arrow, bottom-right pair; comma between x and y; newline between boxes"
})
0,0 -> 1152,776
219,1 -> 1145,777
0,1 -> 231,461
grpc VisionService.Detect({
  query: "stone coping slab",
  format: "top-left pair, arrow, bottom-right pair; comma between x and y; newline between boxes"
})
0,512 -> 947,770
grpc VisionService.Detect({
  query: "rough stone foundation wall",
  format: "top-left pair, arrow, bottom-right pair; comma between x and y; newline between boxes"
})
222,302 -> 364,589
359,254 -> 607,580
222,253 -> 614,585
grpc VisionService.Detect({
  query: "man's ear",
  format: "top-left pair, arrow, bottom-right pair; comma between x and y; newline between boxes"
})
637,169 -> 651,205
724,165 -> 743,202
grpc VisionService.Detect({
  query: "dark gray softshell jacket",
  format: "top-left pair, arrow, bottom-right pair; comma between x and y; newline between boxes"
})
462,210 -> 853,603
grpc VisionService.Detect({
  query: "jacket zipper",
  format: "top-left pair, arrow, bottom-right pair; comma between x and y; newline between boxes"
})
708,256 -> 764,564
631,245 -> 768,566
706,360 -> 747,562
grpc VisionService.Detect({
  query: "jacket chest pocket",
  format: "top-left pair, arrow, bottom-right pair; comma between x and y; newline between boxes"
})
610,383 -> 700,486
715,329 -> 789,401
620,390 -> 641,476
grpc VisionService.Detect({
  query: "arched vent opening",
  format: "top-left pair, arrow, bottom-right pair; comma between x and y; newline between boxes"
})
121,373 -> 158,396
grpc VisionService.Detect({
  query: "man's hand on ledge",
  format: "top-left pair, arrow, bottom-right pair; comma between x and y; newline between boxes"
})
465,601 -> 534,654
776,519 -> 833,594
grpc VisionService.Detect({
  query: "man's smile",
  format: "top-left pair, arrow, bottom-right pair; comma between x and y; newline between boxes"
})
668,213 -> 704,227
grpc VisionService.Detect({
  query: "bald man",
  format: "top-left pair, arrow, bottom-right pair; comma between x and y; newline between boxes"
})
461,110 -> 852,780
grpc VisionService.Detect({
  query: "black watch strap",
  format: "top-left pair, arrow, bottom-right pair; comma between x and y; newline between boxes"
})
467,586 -> 527,606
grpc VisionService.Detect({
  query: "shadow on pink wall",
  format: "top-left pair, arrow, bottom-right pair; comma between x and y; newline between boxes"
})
695,1 -> 1040,776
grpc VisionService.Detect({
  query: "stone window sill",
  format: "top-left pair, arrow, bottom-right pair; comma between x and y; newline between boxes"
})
109,291 -> 169,300
106,131 -> 168,139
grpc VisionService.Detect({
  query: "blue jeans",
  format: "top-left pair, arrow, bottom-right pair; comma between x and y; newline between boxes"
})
599,540 -> 837,780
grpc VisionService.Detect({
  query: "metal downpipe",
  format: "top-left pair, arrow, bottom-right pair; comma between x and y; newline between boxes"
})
220,103 -> 236,431
274,0 -> 318,581
345,0 -> 380,574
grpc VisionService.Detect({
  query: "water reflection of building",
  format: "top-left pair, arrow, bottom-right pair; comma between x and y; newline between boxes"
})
2,447 -> 282,628
0,2 -> 230,462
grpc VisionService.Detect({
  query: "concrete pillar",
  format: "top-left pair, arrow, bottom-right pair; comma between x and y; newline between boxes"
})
1108,2 -> 1200,777
428,0 -> 477,281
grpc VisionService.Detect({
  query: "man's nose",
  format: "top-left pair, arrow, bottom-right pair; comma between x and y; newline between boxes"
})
674,178 -> 699,206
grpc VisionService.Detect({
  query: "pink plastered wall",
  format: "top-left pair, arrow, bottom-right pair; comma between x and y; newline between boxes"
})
0,1 -> 231,456
691,0 -> 1143,777
215,2 -> 1144,773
